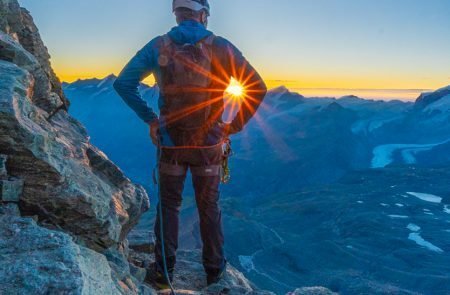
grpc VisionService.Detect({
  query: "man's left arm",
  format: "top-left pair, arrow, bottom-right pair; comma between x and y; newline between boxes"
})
113,39 -> 159,126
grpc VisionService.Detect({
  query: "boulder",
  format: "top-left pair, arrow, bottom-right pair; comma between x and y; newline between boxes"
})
0,30 -> 55,112
0,215 -> 121,295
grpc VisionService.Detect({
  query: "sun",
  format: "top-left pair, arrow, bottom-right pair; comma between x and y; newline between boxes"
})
226,78 -> 245,99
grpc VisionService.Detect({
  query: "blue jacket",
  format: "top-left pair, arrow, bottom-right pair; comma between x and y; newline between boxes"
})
114,20 -> 267,146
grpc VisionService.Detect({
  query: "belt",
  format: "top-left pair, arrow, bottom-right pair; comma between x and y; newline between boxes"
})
159,162 -> 221,177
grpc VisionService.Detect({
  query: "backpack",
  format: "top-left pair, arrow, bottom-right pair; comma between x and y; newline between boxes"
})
158,34 -> 215,131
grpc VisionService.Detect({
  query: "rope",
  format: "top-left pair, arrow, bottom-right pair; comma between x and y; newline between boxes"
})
154,142 -> 177,295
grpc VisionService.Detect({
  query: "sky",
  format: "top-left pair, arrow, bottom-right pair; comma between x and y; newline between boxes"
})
19,0 -> 450,100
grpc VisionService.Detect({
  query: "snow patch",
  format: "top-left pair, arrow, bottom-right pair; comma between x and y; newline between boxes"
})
357,201 -> 364,204
93,87 -> 110,97
408,233 -> 443,253
444,205 -> 450,214
407,224 -> 421,232
238,255 -> 255,272
380,203 -> 389,207
424,94 -> 450,113
407,223 -> 443,253
388,215 -> 409,219
407,192 -> 442,204
395,203 -> 404,207
371,140 -> 450,168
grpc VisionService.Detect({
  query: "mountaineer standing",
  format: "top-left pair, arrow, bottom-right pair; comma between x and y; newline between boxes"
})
114,0 -> 267,290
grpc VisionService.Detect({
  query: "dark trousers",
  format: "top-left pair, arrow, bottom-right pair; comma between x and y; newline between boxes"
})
154,146 -> 226,275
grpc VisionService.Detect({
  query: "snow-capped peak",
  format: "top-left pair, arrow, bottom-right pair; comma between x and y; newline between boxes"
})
97,74 -> 117,88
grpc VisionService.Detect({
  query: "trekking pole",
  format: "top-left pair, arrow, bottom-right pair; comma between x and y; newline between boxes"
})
154,140 -> 177,295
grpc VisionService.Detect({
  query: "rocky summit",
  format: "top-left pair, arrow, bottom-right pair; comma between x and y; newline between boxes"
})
0,1 -> 334,294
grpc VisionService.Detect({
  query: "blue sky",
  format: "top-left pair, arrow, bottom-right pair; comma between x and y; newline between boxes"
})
19,0 -> 450,99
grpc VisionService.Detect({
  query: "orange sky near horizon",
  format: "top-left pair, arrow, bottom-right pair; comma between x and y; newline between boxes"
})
53,63 -> 438,101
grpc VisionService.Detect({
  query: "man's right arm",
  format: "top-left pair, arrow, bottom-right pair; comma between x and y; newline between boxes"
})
219,39 -> 268,134
113,38 -> 160,125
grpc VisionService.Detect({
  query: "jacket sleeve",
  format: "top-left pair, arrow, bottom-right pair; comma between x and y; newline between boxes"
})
113,38 -> 159,124
223,41 -> 267,133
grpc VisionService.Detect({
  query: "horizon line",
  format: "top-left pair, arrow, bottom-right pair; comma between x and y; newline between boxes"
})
62,75 -> 433,93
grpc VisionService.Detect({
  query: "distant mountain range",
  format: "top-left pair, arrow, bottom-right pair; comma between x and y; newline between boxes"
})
63,76 -> 450,194
63,76 -> 450,294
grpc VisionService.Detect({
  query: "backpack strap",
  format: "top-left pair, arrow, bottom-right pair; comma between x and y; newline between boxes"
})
201,34 -> 216,46
161,34 -> 172,48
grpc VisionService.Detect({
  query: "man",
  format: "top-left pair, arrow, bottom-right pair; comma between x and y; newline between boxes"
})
114,0 -> 267,289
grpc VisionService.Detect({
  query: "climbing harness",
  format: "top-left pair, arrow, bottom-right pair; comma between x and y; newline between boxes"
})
220,138 -> 233,184
153,142 -> 177,295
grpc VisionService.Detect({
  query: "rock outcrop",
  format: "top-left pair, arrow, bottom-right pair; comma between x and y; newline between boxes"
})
0,214 -> 121,295
1,0 -> 152,293
0,0 -> 68,113
0,0 -> 150,252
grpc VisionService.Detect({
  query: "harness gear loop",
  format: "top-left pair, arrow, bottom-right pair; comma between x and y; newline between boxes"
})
220,138 -> 233,184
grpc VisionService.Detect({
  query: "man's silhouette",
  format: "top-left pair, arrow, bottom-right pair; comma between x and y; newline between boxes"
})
114,0 -> 267,288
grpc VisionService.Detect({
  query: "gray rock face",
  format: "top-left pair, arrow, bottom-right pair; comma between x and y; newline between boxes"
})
0,0 -> 149,253
0,1 -> 156,294
0,30 -> 54,111
0,60 -> 149,251
0,215 -> 121,295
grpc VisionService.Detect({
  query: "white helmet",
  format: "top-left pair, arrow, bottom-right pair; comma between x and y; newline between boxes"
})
173,0 -> 210,16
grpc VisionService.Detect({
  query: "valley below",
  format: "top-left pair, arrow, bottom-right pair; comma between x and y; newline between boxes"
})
64,76 -> 450,294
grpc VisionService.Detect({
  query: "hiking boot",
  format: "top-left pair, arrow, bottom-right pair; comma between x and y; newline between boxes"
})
144,262 -> 174,290
207,263 -> 227,286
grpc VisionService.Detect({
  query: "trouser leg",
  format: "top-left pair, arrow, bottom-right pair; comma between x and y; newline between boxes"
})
154,170 -> 186,272
192,172 -> 225,274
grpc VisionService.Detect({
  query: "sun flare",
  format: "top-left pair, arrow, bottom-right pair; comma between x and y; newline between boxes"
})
226,78 -> 245,99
